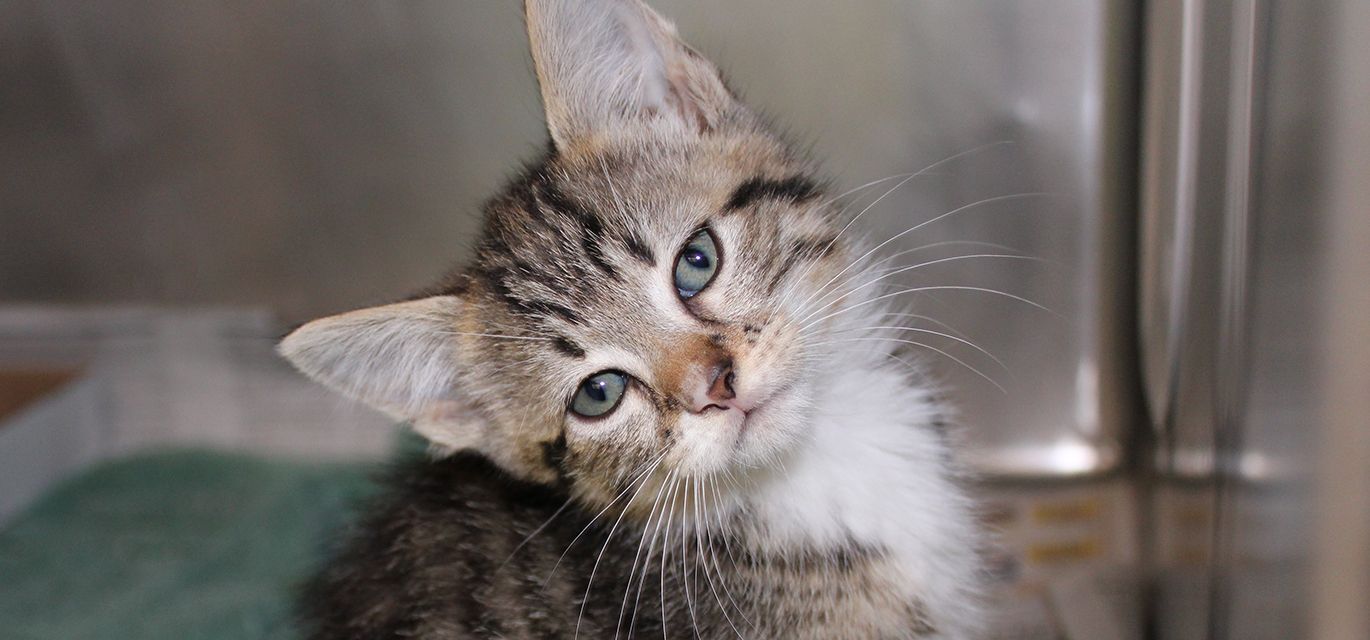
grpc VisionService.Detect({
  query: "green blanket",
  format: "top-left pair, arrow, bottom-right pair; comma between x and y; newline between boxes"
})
0,450 -> 378,640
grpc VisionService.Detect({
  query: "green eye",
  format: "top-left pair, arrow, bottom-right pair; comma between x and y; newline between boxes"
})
570,371 -> 628,418
674,230 -> 720,298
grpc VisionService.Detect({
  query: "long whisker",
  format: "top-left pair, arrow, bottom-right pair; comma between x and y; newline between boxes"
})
544,452 -> 666,587
811,336 -> 1007,394
619,467 -> 677,639
826,325 -> 1011,373
845,239 -> 1036,296
871,239 -> 1032,266
498,495 -> 575,571
817,140 -> 1014,210
802,284 -> 1059,333
706,473 -> 751,622
772,141 -> 1015,319
575,454 -> 667,639
700,475 -> 749,635
872,311 -> 972,341
798,253 -> 1043,326
657,474 -> 685,639
793,192 -> 1050,318
678,477 -> 701,639
769,172 -> 920,319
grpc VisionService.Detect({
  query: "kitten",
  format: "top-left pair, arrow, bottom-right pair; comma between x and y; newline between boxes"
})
281,0 -> 985,638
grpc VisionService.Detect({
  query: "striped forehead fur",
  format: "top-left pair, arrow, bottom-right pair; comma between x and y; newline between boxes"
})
453,136 -> 828,340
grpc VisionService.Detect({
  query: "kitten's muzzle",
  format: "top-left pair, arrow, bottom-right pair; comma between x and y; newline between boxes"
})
688,358 -> 752,415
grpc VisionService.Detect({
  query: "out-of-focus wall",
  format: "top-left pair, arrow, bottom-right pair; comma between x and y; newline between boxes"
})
1,0 -> 929,323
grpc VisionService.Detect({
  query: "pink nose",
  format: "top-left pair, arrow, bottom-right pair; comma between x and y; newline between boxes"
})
690,360 -> 744,413
708,362 -> 736,403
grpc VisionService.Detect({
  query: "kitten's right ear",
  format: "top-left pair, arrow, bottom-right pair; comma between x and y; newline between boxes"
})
278,295 -> 468,427
524,0 -> 737,147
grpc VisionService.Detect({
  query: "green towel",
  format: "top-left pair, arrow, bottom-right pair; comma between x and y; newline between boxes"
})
0,450 -> 378,640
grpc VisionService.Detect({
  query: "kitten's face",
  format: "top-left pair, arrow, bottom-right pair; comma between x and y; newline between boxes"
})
281,0 -> 859,514
462,135 -> 846,509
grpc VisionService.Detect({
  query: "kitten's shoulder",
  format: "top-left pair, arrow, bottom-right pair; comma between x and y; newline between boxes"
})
387,449 -> 563,511
297,451 -> 564,638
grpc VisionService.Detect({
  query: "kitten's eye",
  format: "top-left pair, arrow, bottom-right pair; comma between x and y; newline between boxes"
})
674,230 -> 720,299
570,371 -> 628,418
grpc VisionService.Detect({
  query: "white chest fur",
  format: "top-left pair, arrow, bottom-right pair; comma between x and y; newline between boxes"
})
747,363 -> 985,638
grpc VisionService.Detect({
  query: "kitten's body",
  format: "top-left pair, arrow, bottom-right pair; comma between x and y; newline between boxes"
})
284,1 -> 985,638
303,352 -> 977,639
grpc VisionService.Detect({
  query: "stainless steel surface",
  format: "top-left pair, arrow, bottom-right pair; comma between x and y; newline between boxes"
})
1139,0 -> 1204,456
886,1 -> 1140,478
0,1 -> 548,321
1310,6 -> 1370,637
1140,0 -> 1238,483
1217,1 -> 1353,638
1141,1 -> 1370,639
1140,1 -> 1264,637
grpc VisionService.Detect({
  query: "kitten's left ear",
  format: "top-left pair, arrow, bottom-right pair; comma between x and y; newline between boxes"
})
524,0 -> 738,147
278,295 -> 483,450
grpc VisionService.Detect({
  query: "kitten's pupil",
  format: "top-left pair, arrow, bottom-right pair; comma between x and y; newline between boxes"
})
684,250 -> 710,269
585,379 -> 607,402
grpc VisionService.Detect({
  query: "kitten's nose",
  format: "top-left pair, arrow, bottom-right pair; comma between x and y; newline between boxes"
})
690,359 -> 740,413
708,362 -> 736,403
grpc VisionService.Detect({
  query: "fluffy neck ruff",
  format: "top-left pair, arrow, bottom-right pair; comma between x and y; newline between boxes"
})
728,351 -> 985,637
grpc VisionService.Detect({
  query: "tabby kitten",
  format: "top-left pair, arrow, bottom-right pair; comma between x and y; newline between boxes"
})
281,0 -> 985,638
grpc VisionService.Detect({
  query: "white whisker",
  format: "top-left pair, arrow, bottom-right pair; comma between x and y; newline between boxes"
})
657,474 -> 685,639
773,141 -> 1015,319
619,467 -> 677,639
545,452 -> 666,587
498,495 -> 575,572
812,336 -> 1007,394
792,192 -> 1050,319
802,284 -> 1059,333
827,324 -> 1010,373
575,454 -> 667,639
798,253 -> 1043,326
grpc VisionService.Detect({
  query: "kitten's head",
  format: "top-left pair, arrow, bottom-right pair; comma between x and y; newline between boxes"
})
282,0 -> 866,512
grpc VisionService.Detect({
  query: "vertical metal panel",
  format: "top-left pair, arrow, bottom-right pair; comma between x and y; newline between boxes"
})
887,0 -> 1140,478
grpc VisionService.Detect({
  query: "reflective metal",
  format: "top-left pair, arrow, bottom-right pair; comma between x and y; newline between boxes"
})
882,0 -> 1141,478
1140,1 -> 1370,639
1140,1 -> 1260,637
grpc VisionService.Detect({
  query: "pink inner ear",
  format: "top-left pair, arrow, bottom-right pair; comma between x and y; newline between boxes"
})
665,61 -> 715,132
525,0 -> 736,144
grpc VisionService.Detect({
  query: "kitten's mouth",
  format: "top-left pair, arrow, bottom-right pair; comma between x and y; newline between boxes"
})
732,383 -> 793,434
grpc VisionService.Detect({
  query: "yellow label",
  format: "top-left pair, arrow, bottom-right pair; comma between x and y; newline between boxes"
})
1031,500 -> 1100,524
1027,539 -> 1101,564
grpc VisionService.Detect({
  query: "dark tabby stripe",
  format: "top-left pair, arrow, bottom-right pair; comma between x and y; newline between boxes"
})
552,335 -> 586,358
540,431 -> 569,476
792,235 -> 838,260
619,231 -> 656,266
765,235 -> 837,293
533,182 -> 622,281
724,175 -> 821,212
482,265 -> 584,324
